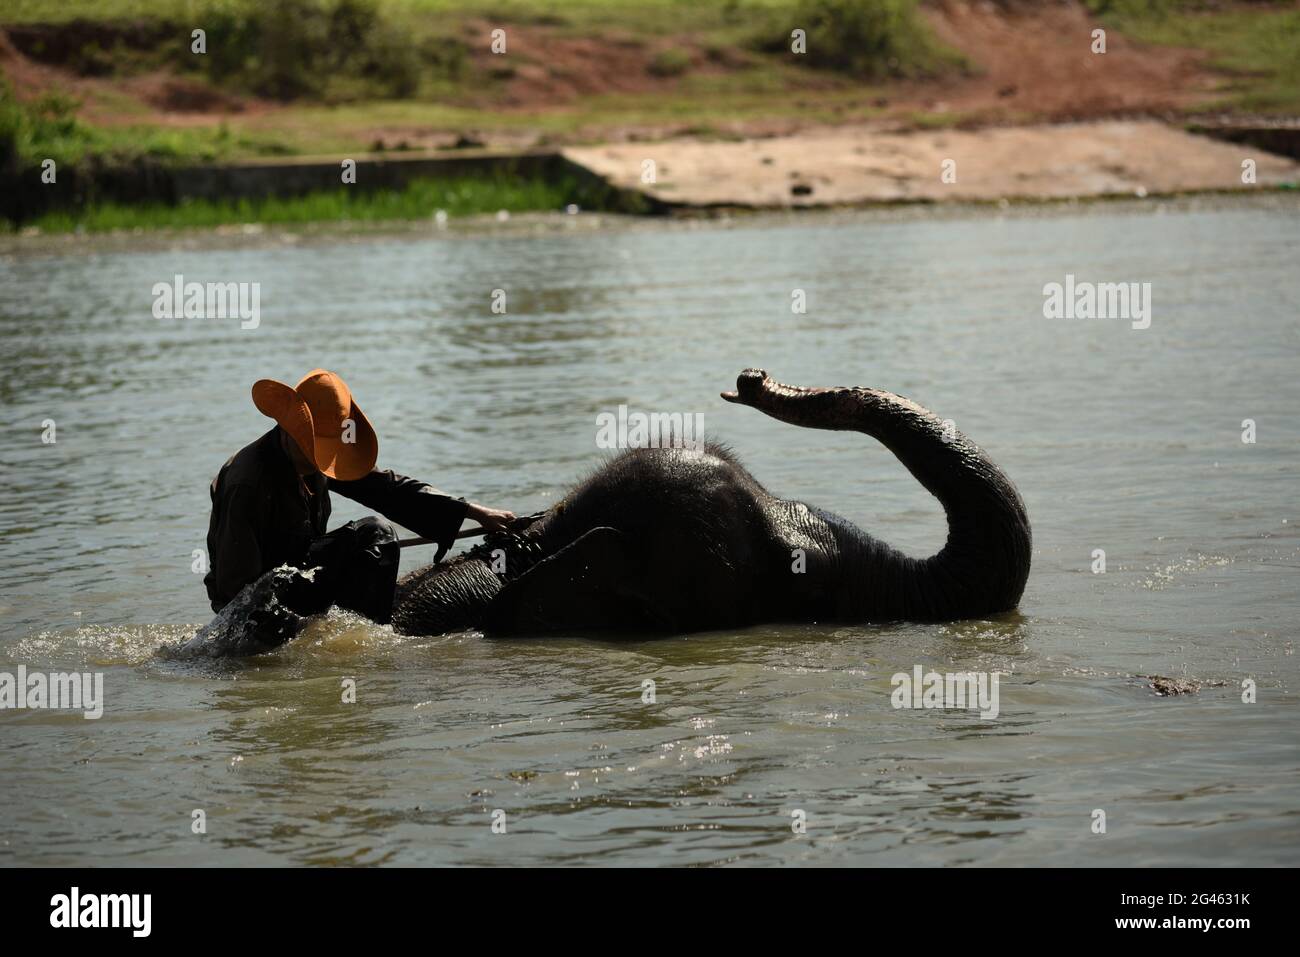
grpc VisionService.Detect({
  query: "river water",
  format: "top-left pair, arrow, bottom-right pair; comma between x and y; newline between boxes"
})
1,197 -> 1297,866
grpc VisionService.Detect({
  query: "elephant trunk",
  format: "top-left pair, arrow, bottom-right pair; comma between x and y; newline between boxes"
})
722,369 -> 1031,620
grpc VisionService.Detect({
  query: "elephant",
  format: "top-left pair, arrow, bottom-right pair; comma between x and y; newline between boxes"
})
391,369 -> 1031,637
180,370 -> 1030,657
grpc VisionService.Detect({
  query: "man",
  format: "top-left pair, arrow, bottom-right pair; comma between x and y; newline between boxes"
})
204,368 -> 515,622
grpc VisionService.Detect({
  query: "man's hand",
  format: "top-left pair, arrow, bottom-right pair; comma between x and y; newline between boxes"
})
467,503 -> 517,533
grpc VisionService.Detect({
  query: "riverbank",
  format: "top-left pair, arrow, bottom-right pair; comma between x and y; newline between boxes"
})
5,189 -> 1297,256
4,2 -> 1298,229
2,152 -> 657,232
4,1 -> 1298,156
5,119 -> 1297,235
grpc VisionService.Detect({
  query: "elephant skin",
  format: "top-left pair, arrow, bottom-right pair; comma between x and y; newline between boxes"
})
392,369 -> 1031,638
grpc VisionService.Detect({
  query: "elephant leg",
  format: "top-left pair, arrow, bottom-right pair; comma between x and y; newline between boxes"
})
481,526 -> 673,635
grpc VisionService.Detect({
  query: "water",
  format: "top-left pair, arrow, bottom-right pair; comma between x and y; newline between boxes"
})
1,198 -> 1297,866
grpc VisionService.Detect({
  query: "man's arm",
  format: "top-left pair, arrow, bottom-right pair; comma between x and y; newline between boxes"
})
329,469 -> 502,553
207,485 -> 264,609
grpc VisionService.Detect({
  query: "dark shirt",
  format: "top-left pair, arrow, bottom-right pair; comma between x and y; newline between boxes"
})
204,427 -> 468,610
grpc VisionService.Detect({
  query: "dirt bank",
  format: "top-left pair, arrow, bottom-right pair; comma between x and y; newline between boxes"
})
910,0 -> 1221,126
0,1 -> 1272,151
565,120 -> 1300,208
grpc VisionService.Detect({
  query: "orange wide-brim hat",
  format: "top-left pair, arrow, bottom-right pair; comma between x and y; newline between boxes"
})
251,369 -> 378,481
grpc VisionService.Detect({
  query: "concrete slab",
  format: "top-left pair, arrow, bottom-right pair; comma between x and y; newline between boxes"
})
564,121 -> 1300,208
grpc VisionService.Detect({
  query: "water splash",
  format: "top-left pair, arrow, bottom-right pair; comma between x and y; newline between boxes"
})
17,622 -> 196,668
1138,553 -> 1231,590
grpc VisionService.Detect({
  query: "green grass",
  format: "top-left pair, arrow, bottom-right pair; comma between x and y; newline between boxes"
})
1,80 -> 291,169
12,173 -> 585,232
0,0 -> 796,30
0,0 -> 958,164
0,0 -> 959,156
648,48 -> 692,77
1089,2 -> 1300,112
905,109 -> 961,130
1,0 -> 193,21
752,0 -> 965,80
212,68 -> 885,153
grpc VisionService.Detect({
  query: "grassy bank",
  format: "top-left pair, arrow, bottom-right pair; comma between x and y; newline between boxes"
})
2,1 -> 1293,165
1,0 -> 952,220
0,0 -> 955,119
2,70 -> 648,229
3,0 -> 1297,230
1089,0 -> 1300,113
0,81 -> 285,168
0,0 -> 944,101
8,172 -> 595,233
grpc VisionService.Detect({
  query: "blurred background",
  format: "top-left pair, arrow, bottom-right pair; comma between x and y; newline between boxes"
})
2,0 -> 1297,229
